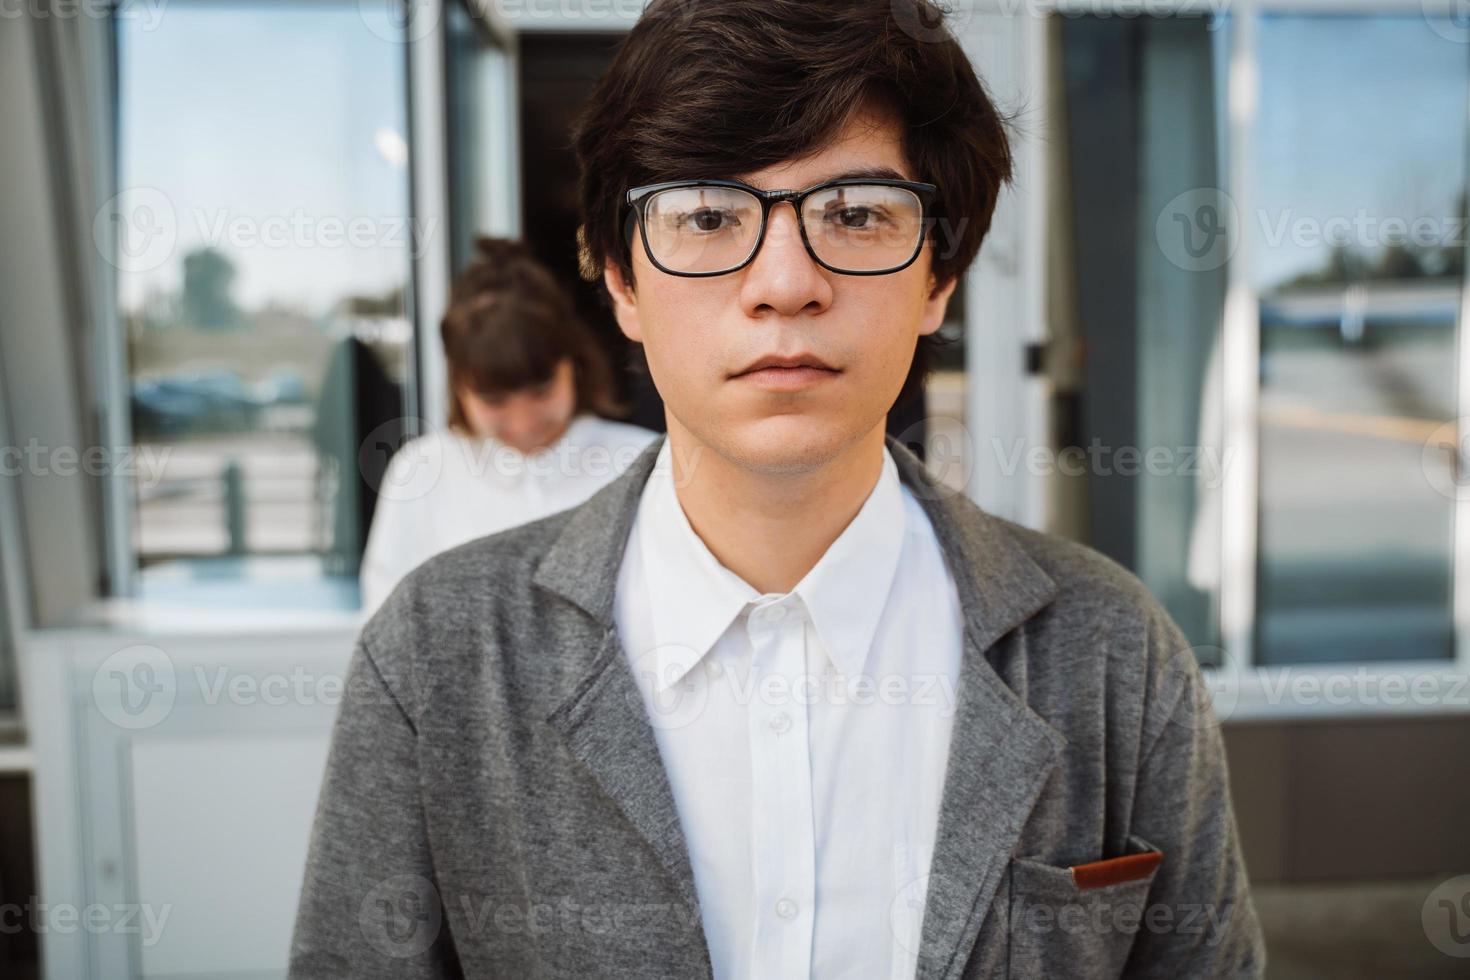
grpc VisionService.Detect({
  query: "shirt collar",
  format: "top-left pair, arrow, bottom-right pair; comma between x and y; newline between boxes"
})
637,437 -> 908,692
794,445 -> 906,678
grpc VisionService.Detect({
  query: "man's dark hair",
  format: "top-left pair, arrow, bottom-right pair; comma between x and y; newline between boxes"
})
571,0 -> 1014,404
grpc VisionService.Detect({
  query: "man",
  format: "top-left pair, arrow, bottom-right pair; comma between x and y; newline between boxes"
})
289,1 -> 1266,977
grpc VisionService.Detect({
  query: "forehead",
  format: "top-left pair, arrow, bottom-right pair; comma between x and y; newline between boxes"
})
735,106 -> 916,191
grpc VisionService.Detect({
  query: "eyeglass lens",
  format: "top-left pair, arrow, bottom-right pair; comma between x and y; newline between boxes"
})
641,184 -> 926,275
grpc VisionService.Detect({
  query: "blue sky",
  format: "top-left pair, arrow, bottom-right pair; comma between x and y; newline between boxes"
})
1253,14 -> 1469,289
118,4 -> 412,316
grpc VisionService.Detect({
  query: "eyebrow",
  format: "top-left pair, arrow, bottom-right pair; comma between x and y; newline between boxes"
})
819,166 -> 911,183
743,166 -> 913,190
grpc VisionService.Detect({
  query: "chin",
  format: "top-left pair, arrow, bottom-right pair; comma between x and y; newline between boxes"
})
717,414 -> 860,475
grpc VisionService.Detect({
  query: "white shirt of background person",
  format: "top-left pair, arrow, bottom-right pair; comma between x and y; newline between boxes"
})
360,362 -> 657,617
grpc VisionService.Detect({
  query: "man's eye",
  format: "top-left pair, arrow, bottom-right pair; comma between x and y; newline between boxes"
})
826,206 -> 889,230
678,209 -> 738,233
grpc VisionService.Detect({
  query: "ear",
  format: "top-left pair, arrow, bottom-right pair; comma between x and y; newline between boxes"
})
918,272 -> 959,337
603,261 -> 644,343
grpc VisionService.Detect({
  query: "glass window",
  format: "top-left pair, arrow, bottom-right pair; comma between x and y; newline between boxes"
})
1059,12 -> 1468,669
446,0 -> 516,273
0,375 -> 14,714
1251,15 -> 1465,664
0,567 -> 13,714
113,3 -> 416,603
1057,15 -> 1227,655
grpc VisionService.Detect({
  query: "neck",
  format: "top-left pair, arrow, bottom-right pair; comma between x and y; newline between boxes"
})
664,417 -> 887,595
484,412 -> 580,456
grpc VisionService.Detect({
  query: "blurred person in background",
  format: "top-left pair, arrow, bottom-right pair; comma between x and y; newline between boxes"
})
359,235 -> 656,615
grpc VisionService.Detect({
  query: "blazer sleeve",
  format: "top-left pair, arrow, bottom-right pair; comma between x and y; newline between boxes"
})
288,637 -> 464,979
1120,605 -> 1267,979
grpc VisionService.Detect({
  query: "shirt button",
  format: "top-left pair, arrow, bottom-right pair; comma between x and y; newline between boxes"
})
768,711 -> 792,735
775,898 -> 798,920
706,660 -> 724,678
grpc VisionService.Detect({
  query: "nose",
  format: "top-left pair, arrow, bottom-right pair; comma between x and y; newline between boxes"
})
738,201 -> 833,318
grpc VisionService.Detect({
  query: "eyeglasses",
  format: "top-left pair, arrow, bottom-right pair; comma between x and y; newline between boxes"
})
624,177 -> 940,277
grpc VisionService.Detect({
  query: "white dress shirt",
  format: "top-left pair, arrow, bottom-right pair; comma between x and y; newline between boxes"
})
361,412 -> 656,615
613,436 -> 967,980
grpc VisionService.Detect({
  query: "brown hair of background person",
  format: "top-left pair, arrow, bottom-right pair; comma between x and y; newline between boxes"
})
442,235 -> 625,434
570,0 -> 1015,406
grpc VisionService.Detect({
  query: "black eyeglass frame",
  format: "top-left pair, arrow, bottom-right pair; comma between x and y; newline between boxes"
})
623,177 -> 941,278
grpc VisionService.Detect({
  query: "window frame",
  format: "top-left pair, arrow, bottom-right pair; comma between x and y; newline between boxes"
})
0,355 -> 30,728
444,0 -> 522,271
1041,0 -> 1470,718
98,0 -> 444,600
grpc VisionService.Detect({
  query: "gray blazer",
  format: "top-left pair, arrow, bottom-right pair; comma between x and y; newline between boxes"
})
289,433 -> 1266,979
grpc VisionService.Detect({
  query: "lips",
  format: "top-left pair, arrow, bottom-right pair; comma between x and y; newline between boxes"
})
734,353 -> 837,376
732,362 -> 840,392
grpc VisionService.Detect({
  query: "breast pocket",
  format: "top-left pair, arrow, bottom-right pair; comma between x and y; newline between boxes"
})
1004,833 -> 1163,980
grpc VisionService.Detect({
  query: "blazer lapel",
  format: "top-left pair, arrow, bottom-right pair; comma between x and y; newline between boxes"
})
884,436 -> 1066,980
546,624 -> 710,927
534,432 -> 1064,980
532,436 -> 708,919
